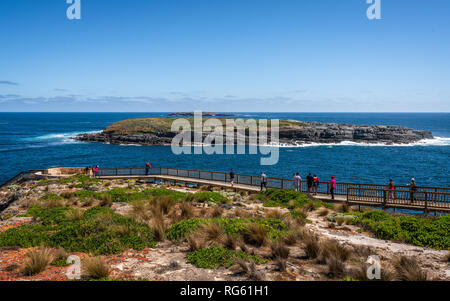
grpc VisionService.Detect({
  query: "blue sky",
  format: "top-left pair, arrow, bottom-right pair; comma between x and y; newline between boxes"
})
0,0 -> 449,112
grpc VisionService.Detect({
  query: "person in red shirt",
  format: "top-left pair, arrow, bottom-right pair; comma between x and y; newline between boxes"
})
145,162 -> 151,175
388,179 -> 395,201
313,175 -> 319,195
330,176 -> 336,200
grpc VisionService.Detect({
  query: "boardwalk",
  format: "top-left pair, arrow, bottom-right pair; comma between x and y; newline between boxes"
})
95,167 -> 450,214
4,167 -> 448,215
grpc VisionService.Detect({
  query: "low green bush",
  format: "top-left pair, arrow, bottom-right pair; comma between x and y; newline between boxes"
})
63,187 -> 186,204
258,189 -> 311,208
40,193 -> 63,202
59,175 -> 100,185
0,206 -> 156,255
166,218 -> 207,241
186,246 -> 266,269
349,210 -> 450,249
186,191 -> 229,204
167,217 -> 288,241
143,188 -> 186,201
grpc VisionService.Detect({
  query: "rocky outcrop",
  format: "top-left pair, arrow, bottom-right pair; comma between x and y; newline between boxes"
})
75,120 -> 433,146
277,122 -> 433,145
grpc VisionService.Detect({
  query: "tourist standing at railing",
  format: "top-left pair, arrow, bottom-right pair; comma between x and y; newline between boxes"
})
230,169 -> 235,187
260,172 -> 268,192
293,173 -> 302,192
388,179 -> 395,201
409,178 -> 417,204
313,174 -> 319,195
95,165 -> 99,177
145,162 -> 151,175
330,176 -> 336,200
306,173 -> 314,193
91,165 -> 96,177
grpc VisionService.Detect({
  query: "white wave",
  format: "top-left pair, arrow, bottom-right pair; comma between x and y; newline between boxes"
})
263,137 -> 450,148
24,131 -> 102,144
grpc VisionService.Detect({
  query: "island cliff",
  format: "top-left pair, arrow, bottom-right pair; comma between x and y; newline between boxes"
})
75,117 -> 433,146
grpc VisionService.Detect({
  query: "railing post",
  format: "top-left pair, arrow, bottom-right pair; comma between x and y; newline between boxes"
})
383,190 -> 387,208
424,192 -> 428,216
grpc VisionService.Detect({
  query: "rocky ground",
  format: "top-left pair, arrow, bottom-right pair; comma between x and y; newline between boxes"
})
0,177 -> 448,281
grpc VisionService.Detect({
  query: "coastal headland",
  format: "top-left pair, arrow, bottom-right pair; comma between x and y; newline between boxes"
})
75,116 -> 434,146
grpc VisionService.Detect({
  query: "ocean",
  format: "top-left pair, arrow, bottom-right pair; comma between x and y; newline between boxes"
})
1,112 -> 449,187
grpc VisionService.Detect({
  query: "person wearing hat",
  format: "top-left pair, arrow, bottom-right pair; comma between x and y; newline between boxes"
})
409,178 -> 417,204
330,176 -> 336,200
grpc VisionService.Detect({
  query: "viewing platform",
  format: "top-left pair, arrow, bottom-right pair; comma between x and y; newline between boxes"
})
4,167 -> 450,215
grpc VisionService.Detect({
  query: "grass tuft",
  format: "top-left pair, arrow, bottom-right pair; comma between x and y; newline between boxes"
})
392,256 -> 427,281
83,257 -> 110,279
22,247 -> 53,276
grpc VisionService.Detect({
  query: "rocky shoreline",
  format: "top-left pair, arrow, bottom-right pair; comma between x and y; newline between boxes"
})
75,118 -> 433,146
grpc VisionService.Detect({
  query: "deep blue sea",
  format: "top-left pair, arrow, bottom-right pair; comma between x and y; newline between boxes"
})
1,113 -> 449,188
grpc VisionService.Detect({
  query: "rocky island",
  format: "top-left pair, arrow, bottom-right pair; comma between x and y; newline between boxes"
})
75,117 -> 433,146
167,112 -> 236,117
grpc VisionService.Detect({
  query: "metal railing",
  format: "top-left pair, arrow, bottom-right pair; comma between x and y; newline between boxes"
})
0,169 -> 46,189
2,167 -> 449,213
347,187 -> 450,212
97,166 -> 450,196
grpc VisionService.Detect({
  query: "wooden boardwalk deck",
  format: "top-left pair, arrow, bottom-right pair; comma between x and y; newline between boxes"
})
100,174 -> 344,202
20,166 -> 448,215
99,173 -> 450,214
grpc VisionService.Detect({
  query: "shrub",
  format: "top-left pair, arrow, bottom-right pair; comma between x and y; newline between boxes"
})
210,206 -> 224,218
190,192 -> 229,204
243,224 -> 268,247
0,206 -> 156,255
318,240 -> 350,263
167,218 -> 207,241
179,202 -> 195,219
282,231 -> 299,246
51,248 -> 69,266
392,256 -> 427,281
235,259 -> 265,281
271,241 -> 289,260
149,217 -> 167,242
144,188 -> 186,201
326,256 -> 345,279
258,189 -> 311,208
186,246 -> 266,269
65,208 -> 84,221
353,211 -> 450,249
22,247 -> 53,276
40,193 -> 65,208
303,232 -> 320,259
223,234 -> 237,250
83,257 -> 110,279
167,217 -> 288,242
151,196 -> 175,215
266,209 -> 285,219
200,223 -> 225,244
318,209 -> 329,217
